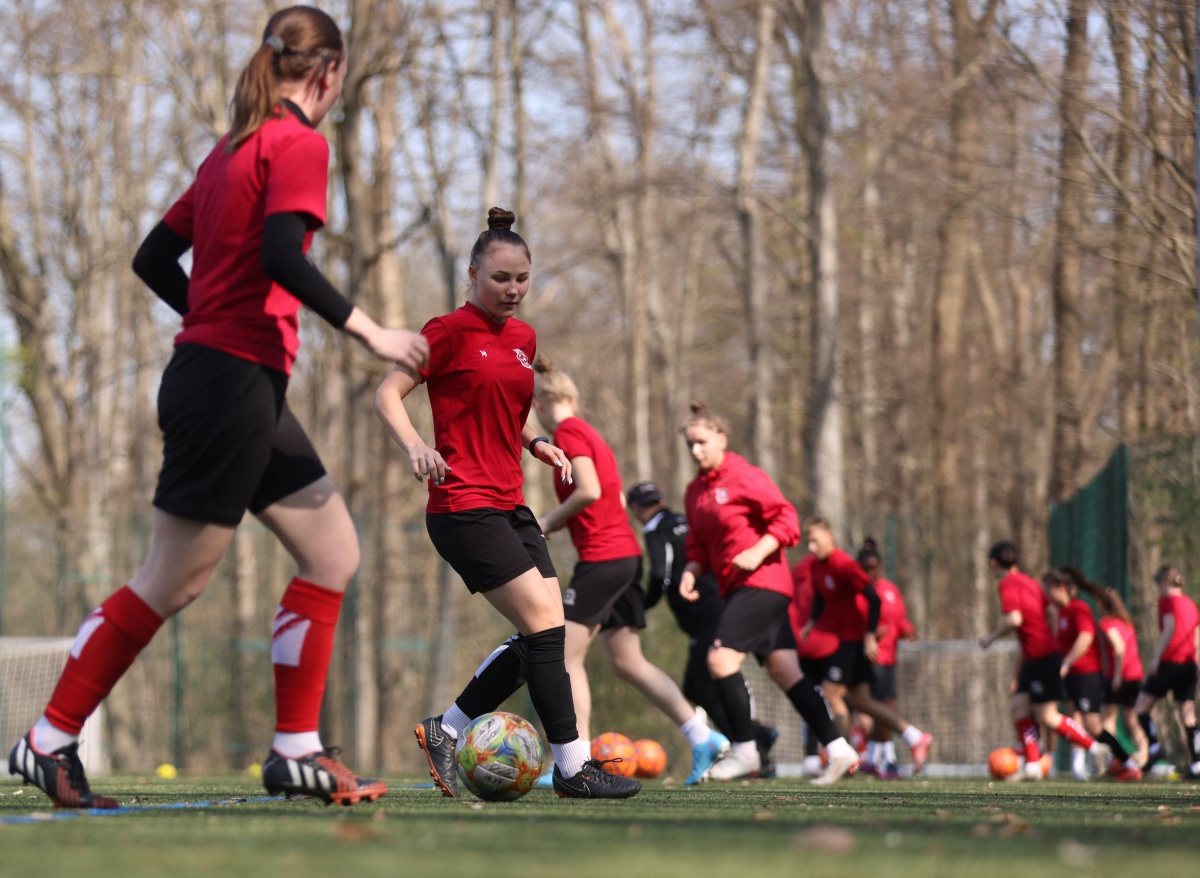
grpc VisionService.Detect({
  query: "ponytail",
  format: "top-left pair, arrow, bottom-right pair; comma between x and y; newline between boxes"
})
228,6 -> 344,149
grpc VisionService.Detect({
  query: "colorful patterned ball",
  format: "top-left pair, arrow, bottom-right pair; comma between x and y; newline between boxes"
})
455,711 -> 545,801
590,731 -> 637,777
987,747 -> 1020,780
632,738 -> 667,778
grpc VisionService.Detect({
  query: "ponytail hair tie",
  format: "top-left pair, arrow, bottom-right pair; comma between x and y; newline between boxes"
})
265,34 -> 285,55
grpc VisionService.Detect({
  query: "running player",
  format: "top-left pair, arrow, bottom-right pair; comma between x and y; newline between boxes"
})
532,357 -> 729,784
1133,565 -> 1199,777
856,539 -> 917,779
790,553 -> 843,776
1044,569 -> 1135,780
7,6 -> 426,808
626,480 -> 778,777
678,403 -> 858,785
374,208 -> 639,800
979,542 -> 1108,780
1061,567 -> 1145,780
799,520 -> 933,773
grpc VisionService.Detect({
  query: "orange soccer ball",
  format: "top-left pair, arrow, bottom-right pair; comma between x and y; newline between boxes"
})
591,732 -> 638,777
988,747 -> 1021,780
632,739 -> 668,778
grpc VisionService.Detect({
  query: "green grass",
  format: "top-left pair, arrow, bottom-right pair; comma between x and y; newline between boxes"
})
2,774 -> 1198,877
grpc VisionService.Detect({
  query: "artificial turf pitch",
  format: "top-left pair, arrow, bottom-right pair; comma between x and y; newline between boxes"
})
1,773 -> 1197,877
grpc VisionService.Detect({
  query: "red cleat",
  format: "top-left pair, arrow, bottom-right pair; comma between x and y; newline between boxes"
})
910,732 -> 933,774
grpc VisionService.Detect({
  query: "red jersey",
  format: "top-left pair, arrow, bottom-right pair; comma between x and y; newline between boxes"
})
789,556 -> 839,660
164,109 -> 329,375
417,302 -> 536,513
1056,597 -> 1102,675
1098,616 -> 1144,682
551,417 -> 641,562
874,578 -> 914,667
810,549 -> 872,643
1158,591 -> 1200,664
683,452 -> 799,599
997,570 -> 1058,660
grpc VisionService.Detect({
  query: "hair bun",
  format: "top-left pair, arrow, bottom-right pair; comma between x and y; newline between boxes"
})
689,401 -> 709,416
487,207 -> 516,231
533,352 -> 554,373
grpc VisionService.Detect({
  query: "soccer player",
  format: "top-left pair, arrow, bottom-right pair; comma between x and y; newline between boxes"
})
856,539 -> 917,779
1133,565 -> 1199,777
626,480 -> 778,777
799,520 -> 933,773
374,208 -> 639,800
6,6 -> 428,808
1045,569 -> 1136,780
979,542 -> 1108,780
1061,567 -> 1146,780
790,554 -> 843,776
531,358 -> 729,784
677,404 -> 858,786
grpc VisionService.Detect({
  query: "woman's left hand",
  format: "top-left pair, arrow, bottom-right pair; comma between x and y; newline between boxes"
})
533,441 -> 573,484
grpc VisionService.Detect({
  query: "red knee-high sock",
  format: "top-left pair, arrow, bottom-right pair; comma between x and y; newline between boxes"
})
44,586 -> 164,735
1054,715 -> 1095,750
272,577 -> 343,733
1015,717 -> 1041,764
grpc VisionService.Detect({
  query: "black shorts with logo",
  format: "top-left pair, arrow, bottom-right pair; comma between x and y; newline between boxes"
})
823,639 -> 875,689
1063,671 -> 1105,715
563,556 -> 646,630
714,587 -> 791,661
153,344 -> 326,526
1017,653 -> 1065,704
1141,660 -> 1198,702
426,506 -> 556,594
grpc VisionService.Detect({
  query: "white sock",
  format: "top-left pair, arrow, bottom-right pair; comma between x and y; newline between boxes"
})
32,717 -> 77,754
272,731 -> 323,758
441,704 -> 470,739
865,741 -> 879,766
552,738 -> 590,776
826,737 -> 856,760
902,725 -> 924,747
1087,741 -> 1105,757
679,713 -> 711,747
732,740 -> 758,761
883,741 -> 897,764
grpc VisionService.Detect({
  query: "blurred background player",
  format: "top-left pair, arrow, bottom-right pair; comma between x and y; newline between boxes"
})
7,6 -> 428,808
856,538 -> 917,779
1133,564 -> 1199,777
799,519 -> 933,774
790,553 -> 845,776
626,479 -> 778,778
374,208 -> 639,799
1062,567 -> 1146,779
979,542 -> 1107,780
532,357 -> 729,785
1044,569 -> 1137,780
677,403 -> 858,786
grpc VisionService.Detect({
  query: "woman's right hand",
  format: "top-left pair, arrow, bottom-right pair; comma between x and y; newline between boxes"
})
679,571 -> 699,603
366,327 -> 429,371
407,441 -> 450,485
344,309 -> 429,371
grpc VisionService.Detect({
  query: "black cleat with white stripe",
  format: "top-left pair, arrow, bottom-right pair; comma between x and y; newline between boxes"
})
9,731 -> 119,809
261,747 -> 387,806
552,759 -> 641,799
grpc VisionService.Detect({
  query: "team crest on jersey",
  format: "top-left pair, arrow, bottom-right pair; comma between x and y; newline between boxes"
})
513,349 -> 532,369
823,575 -> 836,591
714,488 -> 729,504
562,588 -> 576,606
480,350 -> 488,357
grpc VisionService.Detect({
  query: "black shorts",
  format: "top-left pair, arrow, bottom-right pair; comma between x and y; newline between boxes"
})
1017,653 -> 1065,704
153,344 -> 326,526
1105,678 -> 1142,708
870,663 -> 898,701
563,556 -> 646,630
1063,672 -> 1105,715
824,640 -> 875,689
425,506 -> 556,594
714,587 -> 791,661
1141,660 -> 1198,702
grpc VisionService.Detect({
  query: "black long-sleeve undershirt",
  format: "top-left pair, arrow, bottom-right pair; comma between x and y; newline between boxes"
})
809,580 -> 882,636
131,213 -> 354,329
